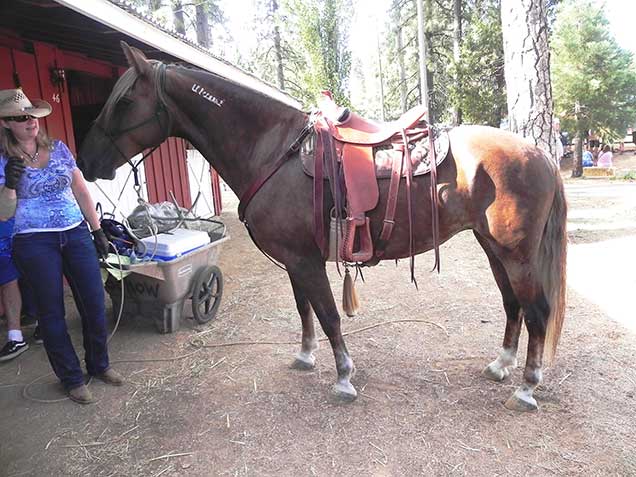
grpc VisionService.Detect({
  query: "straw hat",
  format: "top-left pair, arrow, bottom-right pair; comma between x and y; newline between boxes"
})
0,88 -> 52,119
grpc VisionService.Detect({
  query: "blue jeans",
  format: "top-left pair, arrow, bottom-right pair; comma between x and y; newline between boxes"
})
19,277 -> 37,317
13,222 -> 109,390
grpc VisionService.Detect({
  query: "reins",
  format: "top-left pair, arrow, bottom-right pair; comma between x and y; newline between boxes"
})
237,114 -> 317,223
235,114 -> 317,271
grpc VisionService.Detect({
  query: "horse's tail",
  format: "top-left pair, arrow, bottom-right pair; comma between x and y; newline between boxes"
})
540,173 -> 568,365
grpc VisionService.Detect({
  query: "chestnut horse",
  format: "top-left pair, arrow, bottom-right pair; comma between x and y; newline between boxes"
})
78,43 -> 567,412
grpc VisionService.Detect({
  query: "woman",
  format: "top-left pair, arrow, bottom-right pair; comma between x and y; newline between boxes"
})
597,144 -> 613,168
0,88 -> 123,404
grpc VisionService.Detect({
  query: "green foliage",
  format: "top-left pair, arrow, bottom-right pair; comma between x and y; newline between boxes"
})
618,170 -> 636,181
379,0 -> 505,125
241,0 -> 352,108
127,1 -> 226,51
379,0 -> 454,122
552,0 -> 636,142
448,0 -> 506,126
285,0 -> 353,107
239,0 -> 301,90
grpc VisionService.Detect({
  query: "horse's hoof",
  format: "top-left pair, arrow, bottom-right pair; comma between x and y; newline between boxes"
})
504,392 -> 538,412
291,353 -> 315,370
333,381 -> 357,401
482,363 -> 509,382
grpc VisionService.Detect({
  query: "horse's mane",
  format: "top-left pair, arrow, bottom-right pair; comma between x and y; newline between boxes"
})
102,58 -> 304,123
173,63 -> 303,114
98,60 -> 170,126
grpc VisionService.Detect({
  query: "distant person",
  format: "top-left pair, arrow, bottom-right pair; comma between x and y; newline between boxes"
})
597,144 -> 613,168
582,148 -> 594,167
555,136 -> 564,165
632,129 -> 636,155
589,130 -> 600,149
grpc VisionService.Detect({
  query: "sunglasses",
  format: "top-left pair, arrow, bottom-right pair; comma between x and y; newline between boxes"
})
5,115 -> 36,123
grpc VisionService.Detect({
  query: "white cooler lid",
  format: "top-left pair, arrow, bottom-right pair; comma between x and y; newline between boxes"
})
138,228 -> 210,260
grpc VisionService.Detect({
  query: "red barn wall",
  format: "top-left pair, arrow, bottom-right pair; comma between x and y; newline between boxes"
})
0,33 -> 222,211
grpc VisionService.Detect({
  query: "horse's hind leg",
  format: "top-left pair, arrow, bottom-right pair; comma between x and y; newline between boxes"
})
473,232 -> 522,382
505,286 -> 549,412
495,260 -> 549,412
288,273 -> 319,370
287,262 -> 356,400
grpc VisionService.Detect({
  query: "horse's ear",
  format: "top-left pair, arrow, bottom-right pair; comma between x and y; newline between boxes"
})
121,41 -> 152,77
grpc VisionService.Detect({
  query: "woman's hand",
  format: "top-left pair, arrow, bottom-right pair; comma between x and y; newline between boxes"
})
4,156 -> 25,189
91,228 -> 110,259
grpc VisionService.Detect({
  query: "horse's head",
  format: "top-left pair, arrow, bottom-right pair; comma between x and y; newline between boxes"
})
78,42 -> 170,181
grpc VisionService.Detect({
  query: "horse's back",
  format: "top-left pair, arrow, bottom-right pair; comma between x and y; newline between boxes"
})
449,125 -> 556,173
449,124 -> 557,194
448,125 -> 560,248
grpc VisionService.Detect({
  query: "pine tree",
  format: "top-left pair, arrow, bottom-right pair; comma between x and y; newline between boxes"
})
449,0 -> 506,127
286,0 -> 353,106
552,0 -> 636,176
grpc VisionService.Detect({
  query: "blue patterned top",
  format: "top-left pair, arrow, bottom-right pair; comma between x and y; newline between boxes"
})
0,141 -> 83,235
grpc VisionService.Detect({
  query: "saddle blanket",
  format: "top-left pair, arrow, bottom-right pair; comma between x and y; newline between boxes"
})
301,127 -> 450,179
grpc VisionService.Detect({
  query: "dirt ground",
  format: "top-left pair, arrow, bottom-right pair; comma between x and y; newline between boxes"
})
1,155 -> 635,477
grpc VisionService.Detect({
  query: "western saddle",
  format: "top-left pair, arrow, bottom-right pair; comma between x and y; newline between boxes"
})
306,92 -> 444,271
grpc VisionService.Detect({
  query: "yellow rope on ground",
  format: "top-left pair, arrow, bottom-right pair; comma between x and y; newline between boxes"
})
189,318 -> 448,349
20,318 -> 447,403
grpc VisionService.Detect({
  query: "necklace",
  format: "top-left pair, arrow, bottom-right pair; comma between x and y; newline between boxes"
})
19,144 -> 39,163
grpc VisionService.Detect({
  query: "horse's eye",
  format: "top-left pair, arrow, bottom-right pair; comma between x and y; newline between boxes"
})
117,97 -> 133,108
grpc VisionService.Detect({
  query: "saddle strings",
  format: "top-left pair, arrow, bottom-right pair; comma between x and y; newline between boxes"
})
401,129 -> 417,287
428,127 -> 441,273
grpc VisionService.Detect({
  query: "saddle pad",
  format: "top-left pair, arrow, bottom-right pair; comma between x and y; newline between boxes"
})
374,128 -> 450,178
301,128 -> 450,179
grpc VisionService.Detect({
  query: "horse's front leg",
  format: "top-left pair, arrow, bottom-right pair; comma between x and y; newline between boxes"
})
287,262 -> 356,401
288,273 -> 319,370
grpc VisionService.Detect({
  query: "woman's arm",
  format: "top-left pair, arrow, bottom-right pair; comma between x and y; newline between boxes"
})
71,168 -> 101,231
0,185 -> 17,220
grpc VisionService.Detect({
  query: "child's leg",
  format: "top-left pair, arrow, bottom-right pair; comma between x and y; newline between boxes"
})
1,279 -> 23,340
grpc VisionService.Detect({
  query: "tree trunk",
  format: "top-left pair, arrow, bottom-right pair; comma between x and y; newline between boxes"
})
501,0 -> 554,158
196,4 -> 211,49
397,24 -> 407,113
172,1 -> 186,36
391,1 -> 407,113
494,57 -> 506,127
416,0 -> 429,110
376,20 -> 386,121
452,0 -> 462,125
572,129 -> 584,178
424,0 -> 434,122
271,0 -> 285,90
148,0 -> 162,11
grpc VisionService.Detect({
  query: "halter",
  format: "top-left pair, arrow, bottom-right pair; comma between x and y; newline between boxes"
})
92,63 -> 171,193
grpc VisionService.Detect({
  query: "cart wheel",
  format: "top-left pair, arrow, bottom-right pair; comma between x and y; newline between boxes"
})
192,265 -> 223,324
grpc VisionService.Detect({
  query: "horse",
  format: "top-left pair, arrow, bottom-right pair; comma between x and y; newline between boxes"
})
78,42 -> 567,412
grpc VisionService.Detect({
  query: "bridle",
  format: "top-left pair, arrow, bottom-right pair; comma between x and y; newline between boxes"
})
92,63 -> 171,192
